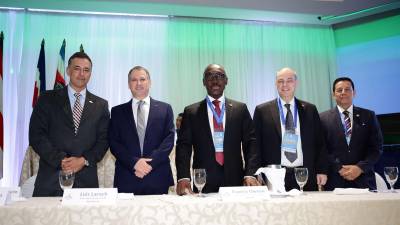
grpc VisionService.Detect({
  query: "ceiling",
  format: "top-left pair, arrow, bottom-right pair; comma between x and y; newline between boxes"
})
1,0 -> 400,25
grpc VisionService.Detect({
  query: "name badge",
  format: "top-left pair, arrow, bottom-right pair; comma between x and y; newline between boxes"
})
281,132 -> 298,153
219,186 -> 270,199
213,131 -> 224,152
61,188 -> 118,205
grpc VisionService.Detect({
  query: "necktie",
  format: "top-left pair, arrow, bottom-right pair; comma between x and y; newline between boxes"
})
72,93 -> 83,135
137,100 -> 146,154
213,100 -> 224,166
284,103 -> 297,162
343,110 -> 352,136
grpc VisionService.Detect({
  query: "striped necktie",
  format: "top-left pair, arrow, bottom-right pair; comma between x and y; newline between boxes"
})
137,100 -> 146,154
72,93 -> 83,135
343,110 -> 352,136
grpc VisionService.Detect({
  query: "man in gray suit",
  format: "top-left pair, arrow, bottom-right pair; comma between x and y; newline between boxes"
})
29,52 -> 109,196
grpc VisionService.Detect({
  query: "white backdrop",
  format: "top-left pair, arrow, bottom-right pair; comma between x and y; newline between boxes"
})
0,10 -> 336,186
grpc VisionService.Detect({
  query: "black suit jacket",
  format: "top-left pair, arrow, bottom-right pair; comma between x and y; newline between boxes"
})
320,106 -> 383,190
253,98 -> 328,191
109,98 -> 175,194
175,98 -> 260,193
29,86 -> 110,196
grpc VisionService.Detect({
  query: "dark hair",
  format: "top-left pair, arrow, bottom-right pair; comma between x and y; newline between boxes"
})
68,52 -> 92,67
332,77 -> 355,92
128,66 -> 151,80
178,113 -> 184,117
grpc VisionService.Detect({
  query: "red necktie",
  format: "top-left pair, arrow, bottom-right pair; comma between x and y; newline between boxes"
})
213,100 -> 224,166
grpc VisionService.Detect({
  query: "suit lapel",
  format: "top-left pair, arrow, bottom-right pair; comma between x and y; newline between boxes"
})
145,98 -> 158,139
333,107 -> 349,146
60,87 -> 72,121
79,91 -> 96,125
270,99 -> 282,138
224,98 -> 234,144
199,99 -> 213,144
296,98 -> 306,139
123,99 -> 137,136
349,106 -> 361,147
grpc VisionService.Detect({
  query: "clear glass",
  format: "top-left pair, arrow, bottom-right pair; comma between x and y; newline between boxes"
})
59,170 -> 75,191
294,167 -> 308,193
384,167 -> 398,193
193,168 -> 206,197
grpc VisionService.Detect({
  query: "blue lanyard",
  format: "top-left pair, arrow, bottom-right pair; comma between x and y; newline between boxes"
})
278,98 -> 298,128
206,97 -> 225,125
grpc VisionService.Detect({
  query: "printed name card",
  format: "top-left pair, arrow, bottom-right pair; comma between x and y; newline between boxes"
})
0,187 -> 21,205
61,188 -> 118,205
219,186 -> 270,199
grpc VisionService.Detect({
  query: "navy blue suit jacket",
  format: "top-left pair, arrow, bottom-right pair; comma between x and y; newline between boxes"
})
320,106 -> 383,190
109,98 -> 175,194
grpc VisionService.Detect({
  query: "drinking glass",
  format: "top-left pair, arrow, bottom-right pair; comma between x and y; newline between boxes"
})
294,167 -> 308,193
59,170 -> 75,191
193,169 -> 206,197
384,167 -> 398,193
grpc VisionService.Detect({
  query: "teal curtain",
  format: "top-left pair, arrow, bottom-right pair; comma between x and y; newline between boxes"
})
0,10 -> 336,186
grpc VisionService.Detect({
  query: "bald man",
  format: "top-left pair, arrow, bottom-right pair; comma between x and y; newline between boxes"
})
253,67 -> 328,191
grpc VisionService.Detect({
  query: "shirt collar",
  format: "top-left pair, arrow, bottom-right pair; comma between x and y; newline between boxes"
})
279,96 -> 295,107
132,96 -> 151,105
68,85 -> 87,98
337,104 -> 353,115
207,94 -> 225,104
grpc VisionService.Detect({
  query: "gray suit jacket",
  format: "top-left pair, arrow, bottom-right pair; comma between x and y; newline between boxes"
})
29,86 -> 109,196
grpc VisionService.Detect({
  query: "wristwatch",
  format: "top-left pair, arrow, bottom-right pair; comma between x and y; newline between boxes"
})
84,159 -> 90,167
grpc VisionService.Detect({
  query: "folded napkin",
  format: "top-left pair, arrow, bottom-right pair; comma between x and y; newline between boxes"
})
333,188 -> 369,195
255,167 -> 286,193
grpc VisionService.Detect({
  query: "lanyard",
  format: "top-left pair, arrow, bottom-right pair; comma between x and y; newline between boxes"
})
206,97 -> 225,125
278,98 -> 298,128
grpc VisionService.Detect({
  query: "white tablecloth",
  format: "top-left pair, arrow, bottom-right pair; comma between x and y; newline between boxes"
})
1,192 -> 400,225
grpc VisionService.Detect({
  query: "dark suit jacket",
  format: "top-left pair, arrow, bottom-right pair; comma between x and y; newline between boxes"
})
175,98 -> 260,193
320,106 -> 383,190
109,98 -> 175,194
253,98 -> 328,191
29,86 -> 110,196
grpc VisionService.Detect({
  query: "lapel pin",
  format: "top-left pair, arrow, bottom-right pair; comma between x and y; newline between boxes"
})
356,114 -> 360,117
89,100 -> 93,104
229,103 -> 233,107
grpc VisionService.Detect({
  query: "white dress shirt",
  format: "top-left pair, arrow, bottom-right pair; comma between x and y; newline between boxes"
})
131,96 -> 151,128
279,97 -> 304,167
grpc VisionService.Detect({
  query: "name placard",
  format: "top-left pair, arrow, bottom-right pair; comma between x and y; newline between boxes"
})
0,187 -> 21,206
219,186 -> 270,199
61,188 -> 118,205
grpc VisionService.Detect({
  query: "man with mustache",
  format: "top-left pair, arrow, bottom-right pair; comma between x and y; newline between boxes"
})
320,77 -> 383,190
175,64 -> 260,195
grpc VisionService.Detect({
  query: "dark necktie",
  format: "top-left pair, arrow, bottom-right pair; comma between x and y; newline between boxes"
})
284,103 -> 297,162
137,100 -> 146,154
213,100 -> 224,166
343,110 -> 352,136
72,93 -> 83,135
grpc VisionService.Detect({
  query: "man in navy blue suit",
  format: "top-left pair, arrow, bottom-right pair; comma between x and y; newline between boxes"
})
109,66 -> 175,194
320,77 -> 383,190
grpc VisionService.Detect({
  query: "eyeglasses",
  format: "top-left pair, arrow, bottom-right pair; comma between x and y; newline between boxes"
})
204,72 -> 226,82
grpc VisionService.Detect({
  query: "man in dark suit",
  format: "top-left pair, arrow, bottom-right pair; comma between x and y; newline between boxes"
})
320,77 -> 383,190
175,64 -> 260,195
253,67 -> 328,191
109,66 -> 174,195
29,52 -> 110,196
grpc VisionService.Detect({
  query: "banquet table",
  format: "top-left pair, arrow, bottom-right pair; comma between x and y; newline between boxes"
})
1,191 -> 399,225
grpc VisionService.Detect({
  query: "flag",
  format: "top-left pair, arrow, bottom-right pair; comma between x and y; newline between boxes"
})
80,44 -> 84,53
32,39 -> 46,108
0,31 -> 4,179
53,39 -> 66,90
